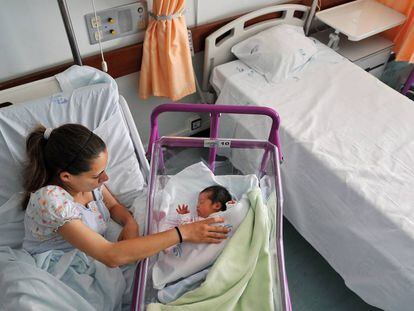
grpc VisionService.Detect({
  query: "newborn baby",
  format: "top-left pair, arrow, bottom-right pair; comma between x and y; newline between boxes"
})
164,185 -> 235,257
176,185 -> 234,220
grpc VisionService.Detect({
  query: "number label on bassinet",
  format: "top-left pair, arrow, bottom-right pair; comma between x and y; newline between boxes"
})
204,139 -> 231,148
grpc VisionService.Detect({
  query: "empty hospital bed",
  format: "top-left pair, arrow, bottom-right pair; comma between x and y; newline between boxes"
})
201,3 -> 414,311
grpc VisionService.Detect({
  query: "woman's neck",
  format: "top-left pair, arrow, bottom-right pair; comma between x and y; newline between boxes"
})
49,177 -> 80,198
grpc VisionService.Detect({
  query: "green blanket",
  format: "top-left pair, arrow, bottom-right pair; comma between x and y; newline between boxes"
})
148,187 -> 276,311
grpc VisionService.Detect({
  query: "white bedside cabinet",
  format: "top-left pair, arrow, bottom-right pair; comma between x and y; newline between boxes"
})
312,30 -> 394,78
313,0 -> 406,78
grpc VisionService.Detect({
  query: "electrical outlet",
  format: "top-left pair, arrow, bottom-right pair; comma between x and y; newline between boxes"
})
188,115 -> 202,132
191,118 -> 202,131
85,1 -> 148,45
94,30 -> 103,41
91,16 -> 101,28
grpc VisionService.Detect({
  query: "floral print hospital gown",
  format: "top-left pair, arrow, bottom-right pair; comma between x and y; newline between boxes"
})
23,185 -> 110,254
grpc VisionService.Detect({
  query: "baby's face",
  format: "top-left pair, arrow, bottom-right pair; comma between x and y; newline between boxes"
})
196,192 -> 220,218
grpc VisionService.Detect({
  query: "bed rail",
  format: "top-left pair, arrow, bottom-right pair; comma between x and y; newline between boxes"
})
202,3 -> 311,92
147,103 -> 283,169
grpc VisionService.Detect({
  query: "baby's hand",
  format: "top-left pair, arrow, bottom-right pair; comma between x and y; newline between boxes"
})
176,204 -> 190,214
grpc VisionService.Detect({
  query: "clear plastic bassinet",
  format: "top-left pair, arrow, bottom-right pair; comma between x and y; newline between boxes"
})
131,104 -> 291,311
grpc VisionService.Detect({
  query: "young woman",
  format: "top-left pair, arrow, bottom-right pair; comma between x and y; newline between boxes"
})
22,123 -> 229,268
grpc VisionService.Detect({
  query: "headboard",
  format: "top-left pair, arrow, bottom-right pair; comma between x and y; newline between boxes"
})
202,4 -> 312,92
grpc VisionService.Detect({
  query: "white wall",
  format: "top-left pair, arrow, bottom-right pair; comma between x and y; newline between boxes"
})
0,0 -> 286,143
116,52 -> 209,145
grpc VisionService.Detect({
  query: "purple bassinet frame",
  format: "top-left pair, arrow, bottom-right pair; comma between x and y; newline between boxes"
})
131,103 -> 291,311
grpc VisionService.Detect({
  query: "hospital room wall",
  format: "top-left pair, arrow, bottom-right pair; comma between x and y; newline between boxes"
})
1,0 -> 287,144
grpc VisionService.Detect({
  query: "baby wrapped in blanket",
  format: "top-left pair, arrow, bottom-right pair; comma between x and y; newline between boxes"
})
151,162 -> 255,290
149,187 -> 276,310
162,185 -> 235,257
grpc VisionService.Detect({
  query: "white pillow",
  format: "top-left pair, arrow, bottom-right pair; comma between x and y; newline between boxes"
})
231,24 -> 317,83
152,195 -> 250,289
93,110 -> 145,207
0,82 -> 144,209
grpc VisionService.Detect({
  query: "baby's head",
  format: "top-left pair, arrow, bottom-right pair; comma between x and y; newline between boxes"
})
197,185 -> 232,218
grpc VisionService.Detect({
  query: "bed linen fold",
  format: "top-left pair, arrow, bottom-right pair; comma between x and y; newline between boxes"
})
0,246 -> 136,310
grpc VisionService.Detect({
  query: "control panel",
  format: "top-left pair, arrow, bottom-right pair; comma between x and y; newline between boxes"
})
85,1 -> 148,44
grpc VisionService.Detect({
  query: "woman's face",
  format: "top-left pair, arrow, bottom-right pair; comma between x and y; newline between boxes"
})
62,150 -> 109,193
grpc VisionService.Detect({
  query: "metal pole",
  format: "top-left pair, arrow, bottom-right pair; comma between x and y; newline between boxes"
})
57,0 -> 82,65
304,0 -> 318,36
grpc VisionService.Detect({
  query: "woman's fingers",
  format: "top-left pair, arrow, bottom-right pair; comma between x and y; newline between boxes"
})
207,232 -> 228,239
203,217 -> 225,224
180,217 -> 230,243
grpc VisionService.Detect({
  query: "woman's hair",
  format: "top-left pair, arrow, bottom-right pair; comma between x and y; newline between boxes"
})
201,185 -> 232,211
22,124 -> 106,209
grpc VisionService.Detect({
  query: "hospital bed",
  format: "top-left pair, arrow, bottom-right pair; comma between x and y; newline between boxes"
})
0,65 -> 149,310
201,3 -> 414,311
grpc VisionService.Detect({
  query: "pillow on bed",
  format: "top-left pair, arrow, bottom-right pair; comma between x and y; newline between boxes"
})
93,109 -> 145,207
0,80 -> 144,209
231,24 -> 317,83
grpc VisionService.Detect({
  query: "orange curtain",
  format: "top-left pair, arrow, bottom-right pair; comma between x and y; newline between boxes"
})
139,0 -> 196,101
377,0 -> 414,63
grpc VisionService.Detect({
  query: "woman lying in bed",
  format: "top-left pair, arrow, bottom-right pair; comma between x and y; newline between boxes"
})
22,123 -> 229,268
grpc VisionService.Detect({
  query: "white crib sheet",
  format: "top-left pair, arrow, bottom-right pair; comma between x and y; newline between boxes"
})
212,42 -> 414,311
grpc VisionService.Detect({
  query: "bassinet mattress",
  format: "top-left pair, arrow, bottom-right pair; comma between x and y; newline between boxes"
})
212,42 -> 414,311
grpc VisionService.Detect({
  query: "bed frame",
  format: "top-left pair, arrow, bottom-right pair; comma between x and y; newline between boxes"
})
202,3 -> 316,92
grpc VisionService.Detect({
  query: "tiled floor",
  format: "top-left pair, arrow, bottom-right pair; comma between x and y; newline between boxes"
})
284,219 -> 382,311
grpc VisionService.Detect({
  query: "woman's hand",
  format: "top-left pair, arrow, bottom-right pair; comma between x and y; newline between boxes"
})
178,217 -> 229,244
118,219 -> 139,241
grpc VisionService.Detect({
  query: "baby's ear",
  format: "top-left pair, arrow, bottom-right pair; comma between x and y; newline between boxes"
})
213,202 -> 222,211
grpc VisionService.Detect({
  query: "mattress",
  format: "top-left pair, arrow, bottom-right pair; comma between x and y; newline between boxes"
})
212,42 -> 414,311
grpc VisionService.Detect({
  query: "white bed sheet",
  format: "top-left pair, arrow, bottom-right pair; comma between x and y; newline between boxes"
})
212,42 -> 414,311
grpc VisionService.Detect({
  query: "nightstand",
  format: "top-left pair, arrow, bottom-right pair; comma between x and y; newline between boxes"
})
312,30 -> 394,78
313,0 -> 406,78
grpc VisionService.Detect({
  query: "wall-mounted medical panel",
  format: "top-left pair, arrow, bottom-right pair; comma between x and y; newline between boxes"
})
85,1 -> 148,45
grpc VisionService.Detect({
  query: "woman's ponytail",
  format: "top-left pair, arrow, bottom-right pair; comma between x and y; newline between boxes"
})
22,123 -> 106,209
22,125 -> 49,209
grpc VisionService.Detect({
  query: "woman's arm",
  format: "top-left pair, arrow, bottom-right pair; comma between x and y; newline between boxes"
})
102,185 -> 139,240
58,217 -> 229,268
